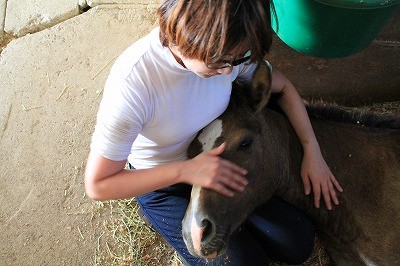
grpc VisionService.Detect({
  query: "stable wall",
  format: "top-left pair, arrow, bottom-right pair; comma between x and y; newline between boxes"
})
268,11 -> 400,106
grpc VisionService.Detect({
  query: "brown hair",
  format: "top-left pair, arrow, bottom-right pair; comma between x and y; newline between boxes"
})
158,0 -> 274,64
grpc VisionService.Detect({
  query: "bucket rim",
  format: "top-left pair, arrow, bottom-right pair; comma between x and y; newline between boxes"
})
314,0 -> 400,9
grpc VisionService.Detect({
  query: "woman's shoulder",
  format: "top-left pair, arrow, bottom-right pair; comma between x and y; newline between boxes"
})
110,28 -> 159,78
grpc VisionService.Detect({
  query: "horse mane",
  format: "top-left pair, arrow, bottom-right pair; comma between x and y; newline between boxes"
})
305,101 -> 400,130
232,81 -> 399,130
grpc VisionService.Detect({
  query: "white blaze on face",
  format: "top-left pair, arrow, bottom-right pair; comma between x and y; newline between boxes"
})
190,185 -> 201,219
198,119 -> 223,151
189,185 -> 202,252
359,252 -> 377,266
189,119 -> 222,254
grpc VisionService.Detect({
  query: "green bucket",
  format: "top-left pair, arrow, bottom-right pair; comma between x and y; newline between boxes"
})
271,0 -> 400,58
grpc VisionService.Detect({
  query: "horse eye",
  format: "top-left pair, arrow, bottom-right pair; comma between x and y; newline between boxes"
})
237,136 -> 253,151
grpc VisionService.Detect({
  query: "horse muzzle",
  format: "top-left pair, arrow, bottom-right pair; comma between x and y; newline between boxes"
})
182,211 -> 230,260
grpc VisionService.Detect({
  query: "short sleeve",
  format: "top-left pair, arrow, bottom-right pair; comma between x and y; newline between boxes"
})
90,69 -> 148,161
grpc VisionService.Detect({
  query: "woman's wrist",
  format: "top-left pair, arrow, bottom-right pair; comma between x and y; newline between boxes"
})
173,160 -> 189,184
301,138 -> 321,155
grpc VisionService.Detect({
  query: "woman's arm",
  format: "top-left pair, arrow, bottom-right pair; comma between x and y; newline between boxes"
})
270,68 -> 343,210
84,143 -> 248,201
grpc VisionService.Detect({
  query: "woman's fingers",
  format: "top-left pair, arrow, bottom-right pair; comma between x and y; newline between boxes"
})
212,183 -> 235,197
207,142 -> 226,156
301,172 -> 312,195
190,149 -> 249,196
321,180 -> 332,210
220,160 -> 248,182
331,175 -> 344,192
312,180 -> 321,209
212,161 -> 248,194
314,174 -> 341,210
328,176 -> 340,206
219,172 -> 247,192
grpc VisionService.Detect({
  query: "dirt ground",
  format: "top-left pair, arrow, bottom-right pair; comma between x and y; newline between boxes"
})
0,6 -> 399,266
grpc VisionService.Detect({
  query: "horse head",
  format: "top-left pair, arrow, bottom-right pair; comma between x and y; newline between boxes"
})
182,61 -> 280,259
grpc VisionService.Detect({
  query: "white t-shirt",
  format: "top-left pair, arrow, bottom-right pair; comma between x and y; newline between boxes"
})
91,27 -> 257,169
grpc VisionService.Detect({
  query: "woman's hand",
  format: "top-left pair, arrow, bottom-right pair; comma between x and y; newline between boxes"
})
301,147 -> 343,210
180,143 -> 249,197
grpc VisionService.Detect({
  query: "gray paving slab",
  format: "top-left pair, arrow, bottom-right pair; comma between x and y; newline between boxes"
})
5,0 -> 80,37
0,5 -> 157,265
0,0 -> 6,41
88,0 -> 160,6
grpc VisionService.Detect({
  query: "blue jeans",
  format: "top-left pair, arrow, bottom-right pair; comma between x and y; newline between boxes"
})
136,183 -> 315,266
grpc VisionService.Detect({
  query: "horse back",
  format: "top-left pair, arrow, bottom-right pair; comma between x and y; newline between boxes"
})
309,116 -> 400,264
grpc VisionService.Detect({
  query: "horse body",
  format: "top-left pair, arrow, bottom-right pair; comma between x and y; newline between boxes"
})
182,62 -> 400,265
271,110 -> 400,265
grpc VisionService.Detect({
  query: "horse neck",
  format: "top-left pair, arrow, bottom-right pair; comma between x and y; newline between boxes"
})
262,109 -> 334,212
262,109 -> 362,242
261,109 -> 306,201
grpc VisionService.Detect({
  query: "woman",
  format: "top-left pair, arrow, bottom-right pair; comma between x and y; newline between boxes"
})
85,0 -> 343,265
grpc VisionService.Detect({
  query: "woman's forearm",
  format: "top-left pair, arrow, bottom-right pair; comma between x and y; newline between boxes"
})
84,151 -> 182,201
84,144 -> 249,201
271,69 -> 319,151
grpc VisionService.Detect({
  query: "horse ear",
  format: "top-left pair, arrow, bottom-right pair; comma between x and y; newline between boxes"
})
250,61 -> 273,113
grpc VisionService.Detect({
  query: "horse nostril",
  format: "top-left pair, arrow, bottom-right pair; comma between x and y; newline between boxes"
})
201,219 -> 214,243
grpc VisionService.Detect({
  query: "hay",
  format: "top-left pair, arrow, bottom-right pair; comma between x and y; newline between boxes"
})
96,198 -> 182,266
97,197 -> 328,266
